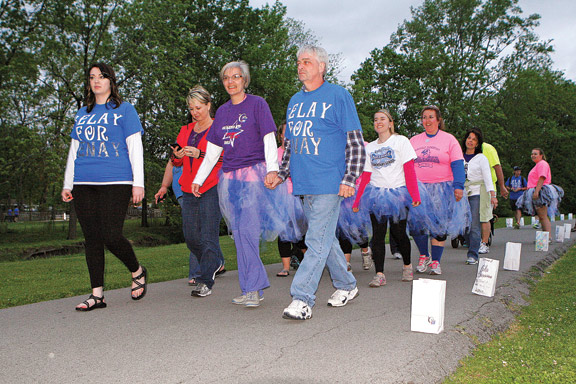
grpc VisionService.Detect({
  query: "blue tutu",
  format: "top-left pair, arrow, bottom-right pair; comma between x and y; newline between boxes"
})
417,181 -> 471,238
516,184 -> 564,217
336,194 -> 372,245
218,162 -> 306,242
361,182 -> 435,236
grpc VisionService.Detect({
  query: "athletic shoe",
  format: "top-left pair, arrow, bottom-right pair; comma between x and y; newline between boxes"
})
282,299 -> 312,320
416,256 -> 431,273
188,278 -> 197,287
244,291 -> 261,307
402,264 -> 413,281
479,242 -> 490,254
514,222 -> 520,229
232,293 -> 264,305
215,264 -> 226,277
191,283 -> 212,297
327,287 -> 359,307
368,274 -> 387,287
362,248 -> 373,270
533,223 -> 540,229
429,261 -> 442,275
347,262 -> 352,272
466,257 -> 478,265
393,252 -> 402,260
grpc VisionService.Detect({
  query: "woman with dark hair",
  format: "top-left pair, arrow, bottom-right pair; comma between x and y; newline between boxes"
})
171,85 -> 225,297
461,128 -> 497,264
409,106 -> 470,275
516,148 -> 563,235
192,61 -> 303,307
62,63 -> 147,311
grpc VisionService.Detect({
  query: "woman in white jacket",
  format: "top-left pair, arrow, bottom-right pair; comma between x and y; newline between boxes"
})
461,128 -> 498,264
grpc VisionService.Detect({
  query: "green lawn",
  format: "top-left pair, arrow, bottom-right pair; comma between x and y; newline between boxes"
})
444,246 -> 576,383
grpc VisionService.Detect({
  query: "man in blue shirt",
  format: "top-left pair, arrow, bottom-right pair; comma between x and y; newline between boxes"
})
269,45 -> 366,320
505,166 -> 527,229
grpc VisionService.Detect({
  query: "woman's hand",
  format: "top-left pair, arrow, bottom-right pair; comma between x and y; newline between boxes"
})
173,146 -> 185,159
490,196 -> 498,208
191,183 -> 202,197
154,186 -> 168,204
61,189 -> 73,202
264,171 -> 278,188
532,190 -> 540,200
132,186 -> 145,205
183,146 -> 200,159
454,188 -> 464,202
412,201 -> 421,207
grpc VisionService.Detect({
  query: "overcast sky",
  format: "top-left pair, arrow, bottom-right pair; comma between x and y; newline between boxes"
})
248,0 -> 576,84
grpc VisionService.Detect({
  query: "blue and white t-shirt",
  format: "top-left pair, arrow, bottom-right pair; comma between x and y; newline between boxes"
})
285,81 -> 362,195
506,175 -> 527,200
364,135 -> 416,189
71,101 -> 143,183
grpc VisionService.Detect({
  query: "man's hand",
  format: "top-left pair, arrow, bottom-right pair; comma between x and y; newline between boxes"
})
154,186 -> 168,204
338,184 -> 355,199
264,171 -> 278,188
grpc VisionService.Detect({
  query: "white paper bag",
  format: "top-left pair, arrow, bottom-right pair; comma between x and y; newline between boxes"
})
535,231 -> 549,251
564,223 -> 571,239
569,213 -> 573,220
555,225 -> 565,243
519,217 -> 525,227
472,258 -> 499,297
506,218 -> 513,228
411,278 -> 446,334
531,217 -> 538,226
503,242 -> 521,271
560,214 -> 565,221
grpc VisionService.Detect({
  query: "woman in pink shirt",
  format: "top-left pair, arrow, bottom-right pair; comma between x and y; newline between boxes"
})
516,148 -> 563,234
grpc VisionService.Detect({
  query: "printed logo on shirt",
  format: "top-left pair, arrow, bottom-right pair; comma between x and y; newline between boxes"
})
222,113 -> 246,147
414,147 -> 440,168
74,112 -> 123,158
371,146 -> 396,169
286,102 -> 332,156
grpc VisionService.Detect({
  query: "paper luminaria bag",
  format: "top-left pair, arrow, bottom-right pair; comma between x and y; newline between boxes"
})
519,217 -> 525,226
560,214 -> 565,221
555,225 -> 565,243
411,278 -> 446,334
503,242 -> 521,271
564,223 -> 571,239
535,231 -> 549,251
506,218 -> 513,228
472,258 -> 499,297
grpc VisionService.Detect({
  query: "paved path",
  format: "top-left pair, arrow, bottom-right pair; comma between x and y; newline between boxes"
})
1,221 -> 575,384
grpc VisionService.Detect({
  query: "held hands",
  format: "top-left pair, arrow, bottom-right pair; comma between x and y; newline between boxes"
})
266,174 -> 283,190
61,189 -> 73,202
454,188 -> 464,202
338,184 -> 355,199
132,186 -> 145,205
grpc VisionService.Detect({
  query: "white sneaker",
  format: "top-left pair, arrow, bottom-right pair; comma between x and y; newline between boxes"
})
232,293 -> 264,305
393,252 -> 402,260
478,242 -> 490,254
282,299 -> 312,320
361,248 -> 373,270
327,287 -> 359,307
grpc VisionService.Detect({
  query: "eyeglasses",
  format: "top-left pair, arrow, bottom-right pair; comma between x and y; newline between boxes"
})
222,74 -> 243,81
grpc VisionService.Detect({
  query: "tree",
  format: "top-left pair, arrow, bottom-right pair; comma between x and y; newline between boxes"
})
351,0 -> 552,142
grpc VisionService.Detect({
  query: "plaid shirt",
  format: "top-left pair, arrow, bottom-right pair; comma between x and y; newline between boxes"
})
278,129 -> 366,189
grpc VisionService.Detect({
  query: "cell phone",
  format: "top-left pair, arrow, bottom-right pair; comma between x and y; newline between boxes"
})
170,143 -> 182,151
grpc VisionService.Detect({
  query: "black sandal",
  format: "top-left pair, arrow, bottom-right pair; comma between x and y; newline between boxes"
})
131,265 -> 147,301
75,294 -> 107,312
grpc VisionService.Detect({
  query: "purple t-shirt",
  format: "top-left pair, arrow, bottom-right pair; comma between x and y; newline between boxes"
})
207,94 -> 276,172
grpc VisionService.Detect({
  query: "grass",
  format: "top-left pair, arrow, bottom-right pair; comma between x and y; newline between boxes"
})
444,246 -> 576,383
0,235 -> 283,309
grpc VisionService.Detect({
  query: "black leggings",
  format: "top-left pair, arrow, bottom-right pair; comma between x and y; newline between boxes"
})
370,215 -> 411,273
73,185 -> 140,288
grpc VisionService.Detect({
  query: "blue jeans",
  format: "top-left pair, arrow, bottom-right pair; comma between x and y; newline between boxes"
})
181,188 -> 224,289
178,197 -> 198,280
464,195 -> 481,260
290,194 -> 356,307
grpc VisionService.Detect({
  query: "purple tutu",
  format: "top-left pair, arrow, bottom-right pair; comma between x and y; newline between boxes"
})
361,182 -> 436,236
418,181 -> 471,238
337,194 -> 372,245
218,162 -> 306,242
516,184 -> 564,217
